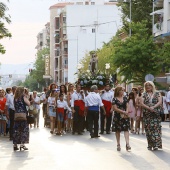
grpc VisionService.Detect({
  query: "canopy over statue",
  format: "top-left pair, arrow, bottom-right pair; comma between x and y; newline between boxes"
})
89,53 -> 98,74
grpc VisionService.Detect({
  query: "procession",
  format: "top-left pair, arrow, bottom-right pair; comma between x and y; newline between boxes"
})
1,0 -> 170,170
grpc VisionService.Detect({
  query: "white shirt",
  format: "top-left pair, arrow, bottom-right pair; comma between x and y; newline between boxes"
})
5,93 -> 11,106
57,100 -> 71,111
85,92 -> 104,107
100,90 -> 113,102
7,93 -> 15,110
48,97 -> 56,106
71,91 -> 85,107
33,96 -> 40,110
41,93 -> 47,104
166,91 -> 170,111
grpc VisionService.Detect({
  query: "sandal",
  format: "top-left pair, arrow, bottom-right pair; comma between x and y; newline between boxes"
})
117,144 -> 121,151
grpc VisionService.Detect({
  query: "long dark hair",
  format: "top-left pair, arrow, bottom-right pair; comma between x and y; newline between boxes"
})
128,92 -> 135,107
60,84 -> 67,94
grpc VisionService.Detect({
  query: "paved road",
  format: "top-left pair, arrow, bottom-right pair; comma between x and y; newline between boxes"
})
0,113 -> 170,170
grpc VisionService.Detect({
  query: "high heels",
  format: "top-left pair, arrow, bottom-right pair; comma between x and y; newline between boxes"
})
117,144 -> 121,151
13,145 -> 19,151
126,144 -> 131,151
20,145 -> 28,151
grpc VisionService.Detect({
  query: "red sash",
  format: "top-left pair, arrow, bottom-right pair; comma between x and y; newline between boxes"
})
74,100 -> 85,116
57,108 -> 64,115
102,100 -> 112,117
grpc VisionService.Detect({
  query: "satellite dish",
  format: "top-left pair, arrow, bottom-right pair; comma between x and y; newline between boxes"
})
145,74 -> 155,82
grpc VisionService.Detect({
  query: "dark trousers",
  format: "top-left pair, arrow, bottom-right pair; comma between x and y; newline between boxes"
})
100,110 -> 112,132
9,109 -> 15,140
88,110 -> 99,137
43,104 -> 47,118
73,106 -> 83,133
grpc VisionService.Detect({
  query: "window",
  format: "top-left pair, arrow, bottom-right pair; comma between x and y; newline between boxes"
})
65,59 -> 68,65
65,77 -> 68,82
92,28 -> 95,33
82,29 -> 86,33
91,2 -> 95,5
63,17 -> 66,23
85,2 -> 89,5
76,2 -> 83,5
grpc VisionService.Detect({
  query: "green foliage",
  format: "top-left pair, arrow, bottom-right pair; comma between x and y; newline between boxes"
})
111,22 -> 162,84
0,1 -> 12,54
117,0 -> 153,34
157,42 -> 170,72
22,75 -> 39,91
22,48 -> 50,91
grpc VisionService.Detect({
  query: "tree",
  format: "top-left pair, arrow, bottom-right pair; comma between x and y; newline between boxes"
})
21,48 -> 50,91
117,0 -> 153,35
157,42 -> 170,73
31,48 -> 50,88
0,1 -> 12,54
111,21 -> 162,84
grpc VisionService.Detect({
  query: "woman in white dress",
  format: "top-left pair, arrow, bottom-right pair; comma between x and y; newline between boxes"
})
161,92 -> 168,121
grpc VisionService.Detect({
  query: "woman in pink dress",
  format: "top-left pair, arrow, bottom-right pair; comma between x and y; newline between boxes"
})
127,92 -> 136,133
135,88 -> 144,134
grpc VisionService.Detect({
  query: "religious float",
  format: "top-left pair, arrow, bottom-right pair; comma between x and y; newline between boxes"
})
75,53 -> 114,91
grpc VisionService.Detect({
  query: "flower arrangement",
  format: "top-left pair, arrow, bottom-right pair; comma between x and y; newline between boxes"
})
75,69 -> 114,90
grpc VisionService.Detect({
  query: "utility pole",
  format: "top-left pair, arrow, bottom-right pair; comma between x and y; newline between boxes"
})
129,0 -> 132,37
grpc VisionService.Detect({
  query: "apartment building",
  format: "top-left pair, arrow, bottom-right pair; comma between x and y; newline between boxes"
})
35,22 -> 50,51
49,0 -> 120,84
152,0 -> 170,41
152,0 -> 170,87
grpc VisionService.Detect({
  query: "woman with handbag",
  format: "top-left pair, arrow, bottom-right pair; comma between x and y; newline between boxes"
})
141,81 -> 162,151
13,87 -> 30,151
112,86 -> 131,151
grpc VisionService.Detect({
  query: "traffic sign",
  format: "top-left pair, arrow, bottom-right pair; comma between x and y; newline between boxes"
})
145,74 -> 155,82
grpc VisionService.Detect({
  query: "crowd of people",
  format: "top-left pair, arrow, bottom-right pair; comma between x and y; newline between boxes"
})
0,81 -> 170,152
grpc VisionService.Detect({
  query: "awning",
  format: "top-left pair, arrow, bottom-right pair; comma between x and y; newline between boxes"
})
150,9 -> 164,15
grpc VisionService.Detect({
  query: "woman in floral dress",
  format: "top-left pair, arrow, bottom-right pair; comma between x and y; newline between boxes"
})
112,86 -> 131,151
141,81 -> 162,151
13,87 -> 30,151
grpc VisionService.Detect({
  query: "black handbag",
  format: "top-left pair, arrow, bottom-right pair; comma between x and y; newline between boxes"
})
27,115 -> 35,124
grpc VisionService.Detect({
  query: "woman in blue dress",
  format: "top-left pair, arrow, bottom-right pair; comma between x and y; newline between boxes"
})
13,87 -> 30,151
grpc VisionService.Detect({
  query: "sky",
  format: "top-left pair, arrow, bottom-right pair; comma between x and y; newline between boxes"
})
0,0 -> 59,65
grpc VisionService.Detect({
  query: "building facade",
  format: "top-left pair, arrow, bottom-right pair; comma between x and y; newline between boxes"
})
49,0 -> 120,84
35,22 -> 50,51
152,0 -> 170,41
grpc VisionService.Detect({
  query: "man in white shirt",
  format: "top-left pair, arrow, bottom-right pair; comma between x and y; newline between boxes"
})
166,87 -> 170,120
40,88 -> 47,118
7,86 -> 17,141
85,85 -> 106,138
33,91 -> 40,128
100,84 -> 113,134
71,84 -> 85,135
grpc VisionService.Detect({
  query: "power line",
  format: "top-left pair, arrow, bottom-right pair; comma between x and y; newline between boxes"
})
66,21 -> 118,28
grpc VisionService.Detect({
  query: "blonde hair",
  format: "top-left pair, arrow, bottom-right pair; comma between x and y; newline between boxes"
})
144,81 -> 156,94
114,86 -> 123,98
14,86 -> 24,99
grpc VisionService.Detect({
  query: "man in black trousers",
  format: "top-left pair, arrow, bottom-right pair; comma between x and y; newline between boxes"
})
7,86 -> 17,141
85,85 -> 106,138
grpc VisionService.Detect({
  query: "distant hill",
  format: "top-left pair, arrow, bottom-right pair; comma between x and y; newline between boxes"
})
0,63 -> 33,75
